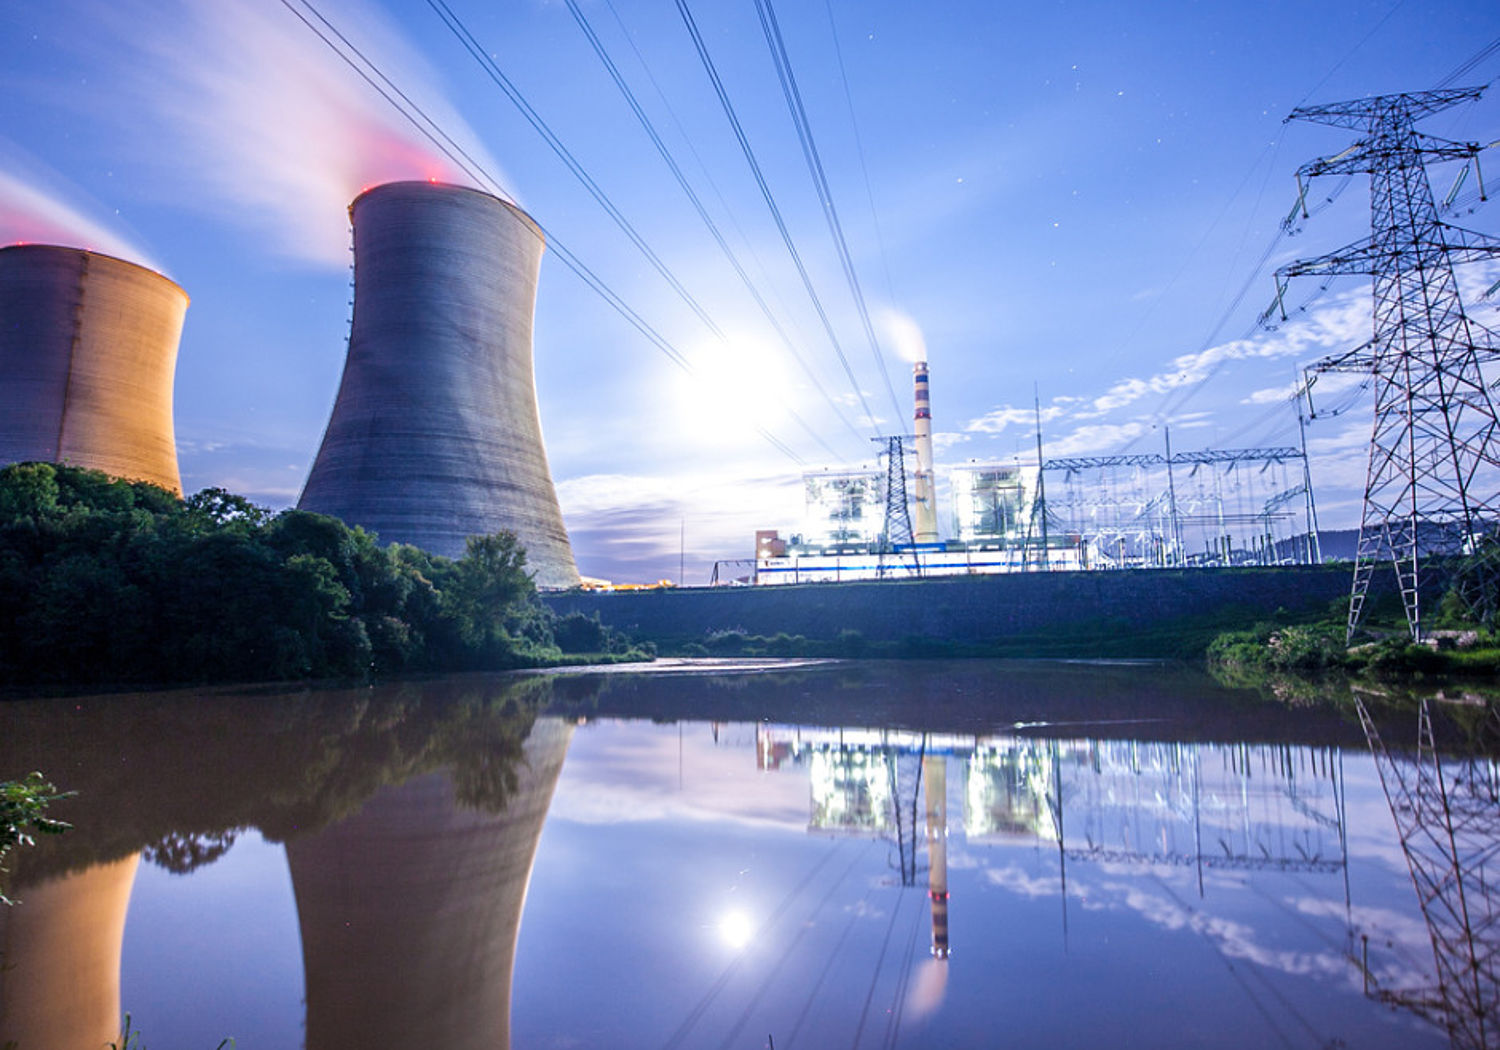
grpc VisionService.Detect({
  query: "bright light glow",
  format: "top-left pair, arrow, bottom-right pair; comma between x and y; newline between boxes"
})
718,910 -> 754,949
672,333 -> 793,446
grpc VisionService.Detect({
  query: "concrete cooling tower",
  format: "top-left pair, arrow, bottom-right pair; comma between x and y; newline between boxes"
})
0,245 -> 188,494
298,181 -> 580,589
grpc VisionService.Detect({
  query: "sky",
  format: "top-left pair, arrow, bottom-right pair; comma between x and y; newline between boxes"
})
2,0 -> 1499,583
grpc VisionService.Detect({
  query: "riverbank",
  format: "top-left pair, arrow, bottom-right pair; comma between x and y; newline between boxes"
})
1208,618 -> 1500,685
544,565 -> 1384,659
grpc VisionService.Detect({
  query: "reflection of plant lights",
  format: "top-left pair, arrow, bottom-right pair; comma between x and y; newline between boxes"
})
719,910 -> 753,949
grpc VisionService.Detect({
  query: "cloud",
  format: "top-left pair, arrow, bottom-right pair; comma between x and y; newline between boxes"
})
548,720 -> 810,829
83,0 -> 507,267
965,402 -> 1067,435
1045,420 -> 1152,457
1081,293 -> 1372,416
555,471 -> 803,582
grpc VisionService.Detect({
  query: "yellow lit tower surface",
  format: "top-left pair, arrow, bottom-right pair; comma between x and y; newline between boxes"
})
0,245 -> 189,494
0,855 -> 142,1050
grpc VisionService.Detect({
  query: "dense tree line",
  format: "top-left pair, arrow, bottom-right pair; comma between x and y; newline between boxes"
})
0,463 -> 638,685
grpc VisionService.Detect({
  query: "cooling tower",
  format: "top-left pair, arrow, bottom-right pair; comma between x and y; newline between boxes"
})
0,245 -> 188,494
298,182 -> 580,589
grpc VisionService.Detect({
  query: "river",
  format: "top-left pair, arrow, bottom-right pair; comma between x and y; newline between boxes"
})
0,659 -> 1488,1049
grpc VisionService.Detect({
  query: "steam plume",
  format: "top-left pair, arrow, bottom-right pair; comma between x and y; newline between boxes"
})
87,0 -> 507,267
879,309 -> 930,364
0,157 -> 161,272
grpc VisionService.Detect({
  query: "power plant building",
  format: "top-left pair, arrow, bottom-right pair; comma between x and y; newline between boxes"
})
0,245 -> 188,494
801,469 -> 885,547
298,182 -> 580,589
949,463 -> 1031,544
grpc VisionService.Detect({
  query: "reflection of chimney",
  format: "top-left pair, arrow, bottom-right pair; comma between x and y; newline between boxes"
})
0,853 -> 141,1050
923,755 -> 949,958
912,362 -> 937,543
285,719 -> 572,1050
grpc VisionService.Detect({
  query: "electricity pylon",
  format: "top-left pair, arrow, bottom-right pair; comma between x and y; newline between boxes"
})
1279,87 -> 1500,641
1355,694 -> 1500,1050
874,435 -> 920,578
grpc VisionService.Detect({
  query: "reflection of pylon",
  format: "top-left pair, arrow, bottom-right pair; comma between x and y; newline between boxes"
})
1280,88 -> 1500,641
1355,695 -> 1500,1049
887,744 -> 924,887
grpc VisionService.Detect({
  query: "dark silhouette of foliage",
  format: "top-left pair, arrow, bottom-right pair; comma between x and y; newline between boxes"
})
0,462 -> 583,685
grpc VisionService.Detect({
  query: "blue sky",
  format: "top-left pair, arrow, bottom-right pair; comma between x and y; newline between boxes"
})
3,0 -> 1499,582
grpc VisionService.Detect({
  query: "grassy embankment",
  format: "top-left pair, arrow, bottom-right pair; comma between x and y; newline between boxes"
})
1207,561 -> 1500,683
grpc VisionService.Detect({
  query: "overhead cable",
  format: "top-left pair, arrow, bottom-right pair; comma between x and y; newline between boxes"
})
674,0 -> 883,434
563,0 -> 866,453
284,0 -> 808,464
755,0 -> 905,423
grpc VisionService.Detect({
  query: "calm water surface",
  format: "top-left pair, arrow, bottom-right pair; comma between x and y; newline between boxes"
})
0,660 -> 1488,1049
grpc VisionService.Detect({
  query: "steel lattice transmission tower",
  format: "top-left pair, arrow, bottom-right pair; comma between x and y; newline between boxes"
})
1279,87 -> 1500,641
874,435 -> 919,579
1355,695 -> 1500,1050
876,435 -> 916,548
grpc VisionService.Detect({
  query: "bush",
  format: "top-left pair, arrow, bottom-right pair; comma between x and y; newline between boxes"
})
0,463 -> 612,684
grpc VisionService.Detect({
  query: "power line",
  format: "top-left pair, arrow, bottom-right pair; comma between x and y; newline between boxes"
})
755,0 -> 904,424
283,0 -> 809,465
278,0 -> 508,200
674,0 -> 883,435
562,0 -> 865,456
427,0 -> 840,463
822,0 -> 898,307
426,0 -> 727,342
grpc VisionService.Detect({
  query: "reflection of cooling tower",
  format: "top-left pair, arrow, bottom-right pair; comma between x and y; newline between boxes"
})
285,718 -> 573,1050
0,245 -> 187,494
0,854 -> 141,1050
298,182 -> 580,589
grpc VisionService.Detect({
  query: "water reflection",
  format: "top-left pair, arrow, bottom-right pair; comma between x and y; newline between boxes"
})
1353,692 -> 1500,1050
0,662 -> 1494,1048
288,720 -> 571,1050
0,674 -> 571,1050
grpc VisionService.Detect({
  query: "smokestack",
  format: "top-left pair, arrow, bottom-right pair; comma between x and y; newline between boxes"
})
298,182 -> 580,588
0,245 -> 188,494
912,361 -> 937,543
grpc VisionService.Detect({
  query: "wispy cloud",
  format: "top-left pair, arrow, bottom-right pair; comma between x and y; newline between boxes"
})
78,0 -> 506,267
1045,420 -> 1153,456
965,402 -> 1067,435
1080,294 -> 1371,416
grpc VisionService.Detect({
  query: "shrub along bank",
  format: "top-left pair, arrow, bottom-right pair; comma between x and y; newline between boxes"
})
1207,544 -> 1500,680
0,463 -> 646,687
